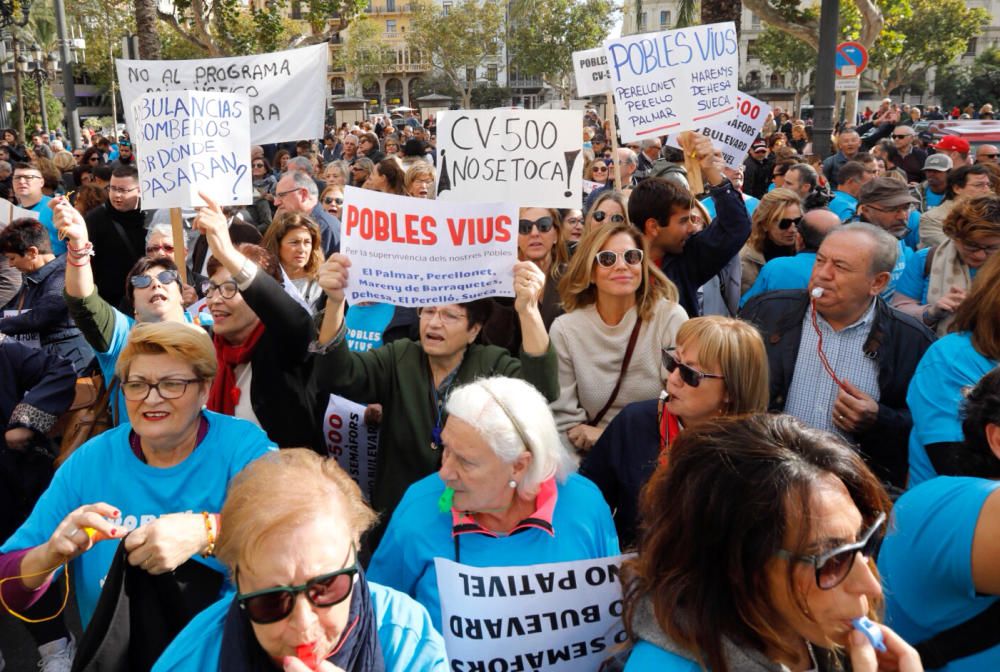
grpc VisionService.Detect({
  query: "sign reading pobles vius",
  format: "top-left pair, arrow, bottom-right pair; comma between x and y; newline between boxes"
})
341,186 -> 518,307
130,91 -> 252,210
116,44 -> 327,145
666,92 -> 771,169
572,47 -> 613,97
435,109 -> 583,209
604,22 -> 739,142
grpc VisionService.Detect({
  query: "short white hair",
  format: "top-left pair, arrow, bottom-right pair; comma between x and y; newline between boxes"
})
145,222 -> 174,246
446,376 -> 576,496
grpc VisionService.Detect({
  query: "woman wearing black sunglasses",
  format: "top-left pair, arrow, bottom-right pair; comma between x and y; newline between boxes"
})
615,414 -> 921,672
739,187 -> 803,295
153,449 -> 448,671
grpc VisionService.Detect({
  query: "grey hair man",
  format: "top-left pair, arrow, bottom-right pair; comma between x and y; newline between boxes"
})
274,170 -> 338,255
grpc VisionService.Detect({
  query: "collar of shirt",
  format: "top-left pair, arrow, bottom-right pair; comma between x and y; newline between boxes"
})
814,297 -> 878,335
451,477 -> 558,539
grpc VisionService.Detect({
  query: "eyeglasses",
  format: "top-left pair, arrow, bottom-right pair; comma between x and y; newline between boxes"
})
275,187 -> 303,199
518,217 -> 554,235
595,248 -> 643,268
109,186 -> 139,195
145,244 -> 175,255
661,348 -> 725,387
776,512 -> 886,590
237,543 -> 358,625
202,279 -> 240,299
957,239 -> 1000,255
892,134 -> 913,140
130,269 -> 180,289
564,216 -> 583,226
591,165 -> 609,173
12,174 -> 42,182
418,307 -> 467,326
867,203 -> 911,214
778,216 -> 802,230
592,211 -> 625,224
88,156 -> 100,162
978,153 -> 1000,159
252,162 -> 266,168
122,377 -> 202,401
324,196 -> 344,205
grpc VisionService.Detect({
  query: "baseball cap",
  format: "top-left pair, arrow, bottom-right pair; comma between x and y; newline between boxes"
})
858,177 -> 919,207
931,136 -> 970,154
922,154 -> 953,172
751,139 -> 767,151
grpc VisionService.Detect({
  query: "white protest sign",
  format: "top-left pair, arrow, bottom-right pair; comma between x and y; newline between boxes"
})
436,109 -> 583,209
0,200 -> 40,229
573,47 -> 612,97
666,92 -> 771,169
341,186 -> 518,307
436,555 -> 631,672
604,22 -> 739,141
116,44 -> 327,145
2,310 -> 40,348
582,179 -> 605,197
323,394 -> 376,503
130,91 -> 252,210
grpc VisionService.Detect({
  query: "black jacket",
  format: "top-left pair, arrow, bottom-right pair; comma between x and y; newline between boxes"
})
742,154 -> 773,198
739,290 -> 935,488
85,202 -> 149,309
660,180 -> 752,318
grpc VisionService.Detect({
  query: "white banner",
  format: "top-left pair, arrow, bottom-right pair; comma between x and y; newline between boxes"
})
130,91 -> 253,210
436,555 -> 631,672
572,47 -> 613,97
604,22 -> 739,142
341,186 -> 518,307
116,44 -> 328,145
666,92 -> 771,169
323,394 -> 376,503
2,310 -> 40,348
436,109 -> 583,209
0,200 -> 40,229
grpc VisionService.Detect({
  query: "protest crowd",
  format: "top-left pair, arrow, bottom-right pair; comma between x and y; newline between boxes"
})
1,25 -> 1000,672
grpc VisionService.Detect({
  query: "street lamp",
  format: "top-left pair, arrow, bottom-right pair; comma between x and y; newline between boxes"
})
18,44 -> 59,135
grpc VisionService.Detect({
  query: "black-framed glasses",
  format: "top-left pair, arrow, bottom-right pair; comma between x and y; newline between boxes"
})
595,248 -> 643,268
252,162 -> 266,168
324,196 -> 344,205
778,216 -> 802,230
518,217 -> 554,235
592,211 -> 625,224
237,543 -> 358,624
202,279 -> 240,300
978,152 -> 1000,159
776,512 -> 886,590
275,187 -> 303,199
130,269 -> 180,289
891,134 -> 912,140
12,174 -> 42,182
122,378 -> 202,401
662,348 -> 725,387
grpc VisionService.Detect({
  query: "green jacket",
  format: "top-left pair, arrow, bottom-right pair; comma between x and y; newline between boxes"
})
313,337 -> 558,521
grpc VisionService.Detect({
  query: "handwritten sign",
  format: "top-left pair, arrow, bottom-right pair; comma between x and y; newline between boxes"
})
116,44 -> 327,145
323,394 -> 376,503
130,91 -> 252,209
341,186 -> 517,307
436,109 -> 583,208
666,92 -> 771,169
436,555 -> 631,672
604,22 -> 739,141
573,47 -> 612,97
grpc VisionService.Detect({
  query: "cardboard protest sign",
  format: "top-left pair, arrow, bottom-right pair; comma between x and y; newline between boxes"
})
0,200 -> 39,229
341,186 -> 518,307
573,47 -> 612,97
666,92 -> 771,169
436,555 -> 631,672
130,91 -> 252,210
323,395 -> 376,503
604,22 -> 739,141
436,109 -> 583,209
116,44 -> 327,145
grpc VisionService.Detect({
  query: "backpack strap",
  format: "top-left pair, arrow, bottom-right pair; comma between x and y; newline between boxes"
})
914,598 -> 1000,669
924,244 -> 938,278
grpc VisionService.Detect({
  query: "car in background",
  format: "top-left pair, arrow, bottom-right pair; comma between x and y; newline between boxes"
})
924,120 -> 1000,159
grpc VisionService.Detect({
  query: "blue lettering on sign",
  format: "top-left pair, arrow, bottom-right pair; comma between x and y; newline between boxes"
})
608,25 -> 737,80
142,151 -> 241,198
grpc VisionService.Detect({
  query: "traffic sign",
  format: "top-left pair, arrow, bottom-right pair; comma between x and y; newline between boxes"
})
835,78 -> 860,91
835,41 -> 868,77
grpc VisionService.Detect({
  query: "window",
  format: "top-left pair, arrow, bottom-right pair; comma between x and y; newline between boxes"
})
751,13 -> 761,28
965,38 -> 978,56
660,10 -> 670,26
442,1 -> 451,15
487,65 -> 497,82
638,11 -> 647,29
746,39 -> 760,60
386,19 -> 396,34
386,0 -> 395,10
466,67 -> 476,82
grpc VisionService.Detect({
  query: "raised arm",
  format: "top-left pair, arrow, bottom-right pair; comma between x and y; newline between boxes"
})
50,197 -> 95,299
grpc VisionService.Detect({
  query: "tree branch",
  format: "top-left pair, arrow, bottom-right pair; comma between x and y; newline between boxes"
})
854,0 -> 885,47
156,9 -> 214,53
741,0 -> 820,50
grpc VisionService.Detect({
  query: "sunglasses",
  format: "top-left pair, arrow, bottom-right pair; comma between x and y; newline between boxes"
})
595,248 -> 643,267
892,134 -> 913,140
324,196 -> 344,205
778,216 -> 802,230
592,211 -> 625,224
661,348 -> 724,387
237,544 -> 358,624
776,513 -> 886,590
978,153 -> 1000,158
252,162 -> 266,168
518,217 -> 554,235
130,269 -> 180,289
145,244 -> 175,255
591,165 -> 609,173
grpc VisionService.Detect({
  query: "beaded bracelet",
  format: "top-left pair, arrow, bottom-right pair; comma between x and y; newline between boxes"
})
201,511 -> 217,557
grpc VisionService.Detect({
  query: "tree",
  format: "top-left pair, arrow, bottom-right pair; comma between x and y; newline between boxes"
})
741,0 -> 884,52
754,24 -> 815,115
935,48 -> 1000,110
135,0 -> 162,59
407,0 -> 505,109
702,0 -> 741,34
507,0 -> 616,106
339,16 -> 396,90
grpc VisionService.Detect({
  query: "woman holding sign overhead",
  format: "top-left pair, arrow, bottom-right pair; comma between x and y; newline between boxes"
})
311,251 -> 559,550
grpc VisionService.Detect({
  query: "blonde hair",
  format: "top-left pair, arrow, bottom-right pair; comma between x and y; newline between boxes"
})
675,317 -> 770,415
215,449 -> 378,575
115,321 -> 217,381
261,212 -> 324,278
558,221 -> 678,319
584,190 -> 631,235
748,188 -> 802,252
404,162 -> 436,198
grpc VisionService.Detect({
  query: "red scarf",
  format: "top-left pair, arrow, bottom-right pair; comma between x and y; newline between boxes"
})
208,321 -> 266,416
657,404 -> 681,467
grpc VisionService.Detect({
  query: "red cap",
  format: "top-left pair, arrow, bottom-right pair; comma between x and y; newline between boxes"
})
932,136 -> 970,153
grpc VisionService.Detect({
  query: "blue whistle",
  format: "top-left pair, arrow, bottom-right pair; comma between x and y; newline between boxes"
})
852,616 -> 886,652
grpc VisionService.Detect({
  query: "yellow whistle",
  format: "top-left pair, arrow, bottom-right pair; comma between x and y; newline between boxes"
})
83,527 -> 96,539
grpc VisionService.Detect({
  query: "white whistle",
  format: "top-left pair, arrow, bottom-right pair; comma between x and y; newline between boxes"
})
811,287 -> 824,299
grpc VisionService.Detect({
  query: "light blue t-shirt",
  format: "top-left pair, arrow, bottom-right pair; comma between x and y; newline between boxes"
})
829,191 -> 858,222
925,186 -> 946,210
739,252 -> 816,308
624,641 -> 701,671
895,247 -> 978,304
903,210 -> 921,251
701,192 -> 760,219
345,302 -> 396,352
368,473 -> 620,632
25,195 -> 64,256
907,332 -> 998,487
879,477 -> 1000,671
0,412 -> 275,626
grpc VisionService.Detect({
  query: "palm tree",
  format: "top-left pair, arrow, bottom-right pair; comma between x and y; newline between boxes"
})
675,0 -> 697,27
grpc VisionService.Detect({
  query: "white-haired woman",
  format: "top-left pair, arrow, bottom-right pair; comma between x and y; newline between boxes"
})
367,376 -> 620,632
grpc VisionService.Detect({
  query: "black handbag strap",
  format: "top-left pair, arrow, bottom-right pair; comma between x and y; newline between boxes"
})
587,316 -> 643,428
914,597 -> 1000,669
